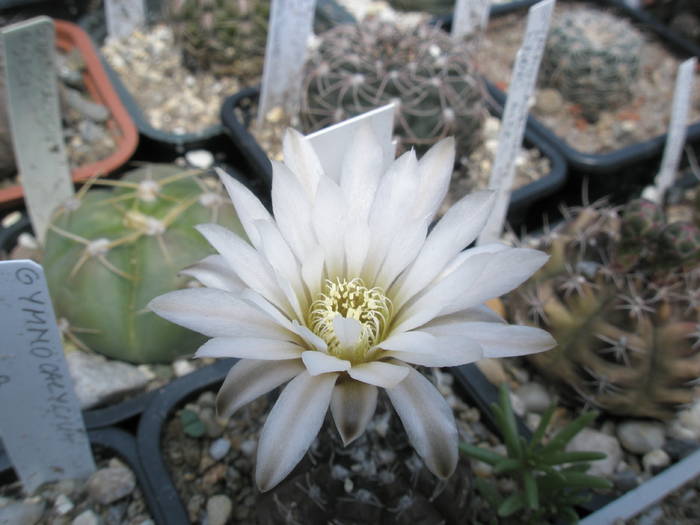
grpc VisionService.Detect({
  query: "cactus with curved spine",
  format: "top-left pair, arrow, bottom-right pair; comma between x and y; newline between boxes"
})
302,20 -> 486,155
540,6 -> 644,121
168,0 -> 269,83
507,200 -> 700,420
43,164 -> 244,364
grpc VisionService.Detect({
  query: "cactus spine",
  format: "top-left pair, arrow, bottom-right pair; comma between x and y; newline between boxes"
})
302,20 -> 486,156
540,6 -> 644,121
44,164 -> 244,364
507,200 -> 700,420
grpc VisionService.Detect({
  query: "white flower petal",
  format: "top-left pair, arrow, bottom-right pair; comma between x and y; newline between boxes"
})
379,330 -> 436,354
331,381 -> 378,445
282,128 -> 323,197
340,122 -> 384,222
333,316 -> 363,348
437,243 -> 508,280
301,245 -> 326,300
364,150 -> 421,282
413,137 -> 456,222
271,160 -> 317,260
179,254 -> 246,293
430,321 -> 556,358
386,335 -> 483,367
313,176 -> 348,278
347,361 -> 409,388
344,219 -> 370,279
196,223 -> 292,315
423,306 -> 506,329
301,351 -> 351,375
216,359 -> 304,418
394,248 -> 548,333
373,222 -> 428,291
195,337 -> 305,360
149,289 -> 289,339
256,371 -> 337,491
391,190 -> 495,309
386,366 -> 458,478
215,167 -> 271,250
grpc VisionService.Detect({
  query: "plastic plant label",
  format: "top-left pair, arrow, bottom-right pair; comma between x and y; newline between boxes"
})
654,57 -> 697,203
1,17 -> 74,244
478,0 -> 555,245
258,0 -> 317,126
0,260 -> 95,494
105,0 -> 145,40
306,103 -> 396,179
452,0 -> 491,42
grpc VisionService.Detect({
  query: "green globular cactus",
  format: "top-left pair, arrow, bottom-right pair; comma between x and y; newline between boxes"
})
302,20 -> 486,155
507,200 -> 700,420
43,164 -> 244,364
168,0 -> 269,83
540,6 -> 644,121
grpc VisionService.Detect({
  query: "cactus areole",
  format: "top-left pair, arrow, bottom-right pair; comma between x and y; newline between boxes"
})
43,164 -> 244,364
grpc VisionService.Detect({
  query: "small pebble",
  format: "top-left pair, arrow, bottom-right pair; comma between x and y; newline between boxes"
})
86,464 -> 136,505
567,428 -> 622,477
54,494 -> 74,515
209,438 -> 231,461
206,495 -> 233,525
617,420 -> 666,455
642,449 -> 670,473
72,510 -> 99,525
0,500 -> 45,525
173,359 -> 196,377
515,382 -> 552,413
185,149 -> 215,170
240,439 -> 257,458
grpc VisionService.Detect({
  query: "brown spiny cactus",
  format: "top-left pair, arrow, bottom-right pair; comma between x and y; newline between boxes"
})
507,200 -> 700,420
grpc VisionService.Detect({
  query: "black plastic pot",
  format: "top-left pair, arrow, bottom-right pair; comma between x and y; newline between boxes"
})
133,358 -> 528,525
0,427 -> 166,524
467,0 -> 700,202
220,86 -> 567,231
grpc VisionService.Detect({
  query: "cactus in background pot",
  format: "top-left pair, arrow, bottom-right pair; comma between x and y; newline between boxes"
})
168,0 -> 269,83
43,164 -> 244,364
507,199 -> 700,420
302,20 -> 486,155
539,6 -> 644,121
387,0 -> 455,15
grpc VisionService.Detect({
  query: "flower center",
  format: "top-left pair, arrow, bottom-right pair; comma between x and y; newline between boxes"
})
308,277 -> 392,362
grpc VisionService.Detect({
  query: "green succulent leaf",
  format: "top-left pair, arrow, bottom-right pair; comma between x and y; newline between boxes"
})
498,492 -> 525,517
529,404 -> 556,450
538,451 -> 606,465
459,443 -> 504,465
493,458 -> 523,475
541,411 -> 598,453
522,470 -> 539,510
559,471 -> 614,490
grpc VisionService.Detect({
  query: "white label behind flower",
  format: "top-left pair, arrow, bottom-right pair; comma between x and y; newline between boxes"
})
478,0 -> 555,245
2,17 -> 74,244
0,260 -> 95,493
258,0 -> 317,125
105,0 -> 145,40
306,103 -> 396,178
654,57 -> 696,203
452,0 -> 491,41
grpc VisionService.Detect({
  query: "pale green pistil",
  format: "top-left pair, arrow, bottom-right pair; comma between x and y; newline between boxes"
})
308,277 -> 392,362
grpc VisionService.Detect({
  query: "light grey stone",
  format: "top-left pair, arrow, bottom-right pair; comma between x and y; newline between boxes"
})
642,449 -> 670,472
172,359 -> 196,377
54,494 -> 74,515
617,420 -> 666,455
185,149 -> 215,170
67,351 -> 149,410
63,87 -> 109,122
669,398 -> 700,441
515,383 -> 552,414
206,495 -> 232,525
0,500 -> 45,525
86,465 -> 136,505
566,428 -> 622,477
209,438 -> 231,461
72,510 -> 99,525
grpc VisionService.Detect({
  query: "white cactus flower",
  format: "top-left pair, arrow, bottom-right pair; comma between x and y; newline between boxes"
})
149,125 -> 555,492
